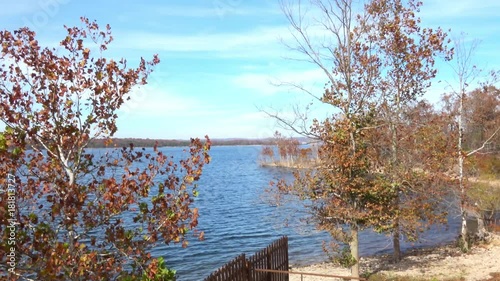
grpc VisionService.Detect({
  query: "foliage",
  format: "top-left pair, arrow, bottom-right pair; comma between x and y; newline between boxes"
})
120,257 -> 176,281
271,0 -> 453,275
470,154 -> 500,178
272,0 -> 391,275
461,87 -> 499,152
274,114 -> 391,275
442,86 -> 499,160
362,0 -> 453,261
323,242 -> 358,268
300,115 -> 393,230
336,246 -> 358,268
0,18 -> 211,280
458,86 -> 500,183
372,100 -> 454,254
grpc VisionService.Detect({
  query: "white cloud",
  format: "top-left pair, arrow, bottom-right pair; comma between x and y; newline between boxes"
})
233,68 -> 326,96
118,85 -> 202,118
116,93 -> 276,139
113,25 -> 291,58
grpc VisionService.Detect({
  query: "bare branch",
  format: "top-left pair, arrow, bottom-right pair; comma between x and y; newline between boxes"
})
466,126 -> 500,156
260,106 -> 320,139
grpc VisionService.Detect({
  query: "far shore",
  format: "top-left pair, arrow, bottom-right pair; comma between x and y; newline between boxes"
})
86,137 -> 280,148
259,161 -> 319,169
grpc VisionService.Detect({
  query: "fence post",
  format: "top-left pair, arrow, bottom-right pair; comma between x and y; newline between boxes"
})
245,259 -> 250,281
267,247 -> 272,281
285,237 -> 289,281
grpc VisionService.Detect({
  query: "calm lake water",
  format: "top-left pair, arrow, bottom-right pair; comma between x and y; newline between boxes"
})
145,145 -> 461,280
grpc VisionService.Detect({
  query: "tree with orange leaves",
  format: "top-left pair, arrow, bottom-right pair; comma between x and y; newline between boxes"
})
270,0 -> 452,277
0,18 -> 210,280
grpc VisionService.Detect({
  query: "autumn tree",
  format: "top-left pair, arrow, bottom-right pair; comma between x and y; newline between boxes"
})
268,0 -> 452,276
0,18 -> 211,280
362,0 -> 452,261
372,99 -> 455,257
270,0 -> 385,276
441,35 -> 499,251
460,86 -> 499,244
462,86 -> 499,154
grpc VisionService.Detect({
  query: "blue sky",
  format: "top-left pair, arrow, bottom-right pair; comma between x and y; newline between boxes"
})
1,0 -> 499,139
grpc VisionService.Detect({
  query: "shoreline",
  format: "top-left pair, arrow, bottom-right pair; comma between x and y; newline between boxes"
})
289,233 -> 500,281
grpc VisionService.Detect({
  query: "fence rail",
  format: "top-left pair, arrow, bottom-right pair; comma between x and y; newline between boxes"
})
253,269 -> 367,281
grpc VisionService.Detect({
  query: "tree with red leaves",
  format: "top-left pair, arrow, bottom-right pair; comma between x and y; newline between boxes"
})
0,18 -> 211,280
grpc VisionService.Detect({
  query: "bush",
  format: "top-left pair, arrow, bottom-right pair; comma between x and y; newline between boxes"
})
120,258 -> 176,281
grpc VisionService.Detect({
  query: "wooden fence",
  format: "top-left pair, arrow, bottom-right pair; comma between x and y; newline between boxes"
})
204,236 -> 289,281
247,237 -> 289,281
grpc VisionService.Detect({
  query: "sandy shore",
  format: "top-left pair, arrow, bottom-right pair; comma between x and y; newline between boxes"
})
289,233 -> 500,281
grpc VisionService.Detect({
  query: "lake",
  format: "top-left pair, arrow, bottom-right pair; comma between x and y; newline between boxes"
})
148,145 -> 461,280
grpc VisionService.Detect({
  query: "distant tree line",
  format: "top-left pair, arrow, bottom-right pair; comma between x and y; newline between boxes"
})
87,138 -> 278,148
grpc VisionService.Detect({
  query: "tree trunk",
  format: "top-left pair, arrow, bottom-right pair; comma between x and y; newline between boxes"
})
460,198 -> 468,251
390,115 -> 402,262
393,218 -> 401,262
350,227 -> 360,278
477,214 -> 486,240
458,87 -> 469,251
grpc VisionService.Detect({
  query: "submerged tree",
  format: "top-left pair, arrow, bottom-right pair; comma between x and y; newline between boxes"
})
0,18 -> 211,280
260,131 -> 314,168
